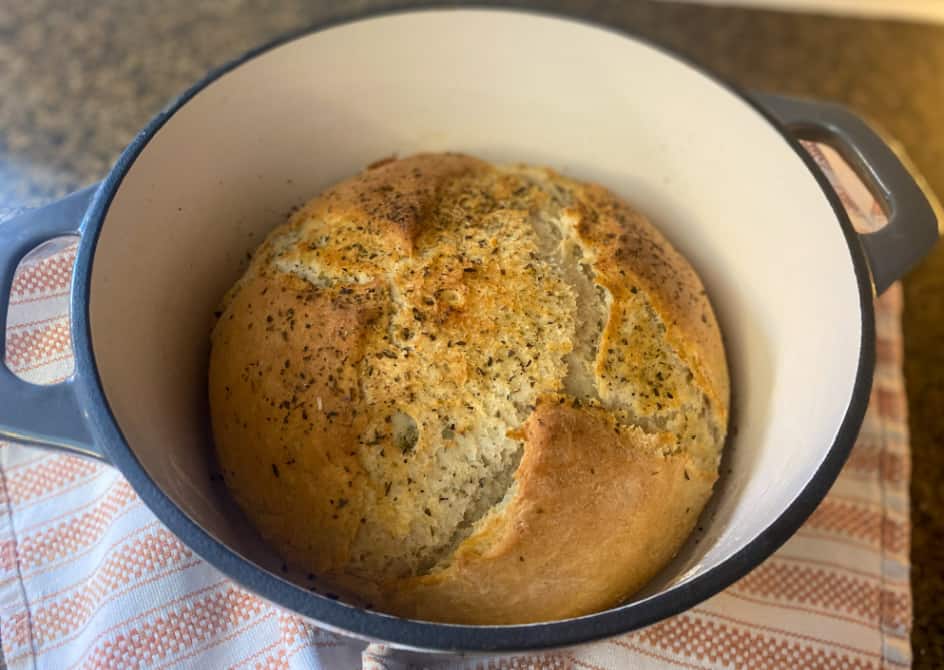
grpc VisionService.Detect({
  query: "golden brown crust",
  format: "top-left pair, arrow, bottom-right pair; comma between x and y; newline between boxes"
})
209,153 -> 729,624
384,398 -> 714,624
296,152 -> 487,256
209,272 -> 382,572
565,181 -> 729,432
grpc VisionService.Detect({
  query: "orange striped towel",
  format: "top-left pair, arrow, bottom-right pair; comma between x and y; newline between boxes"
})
0,142 -> 911,669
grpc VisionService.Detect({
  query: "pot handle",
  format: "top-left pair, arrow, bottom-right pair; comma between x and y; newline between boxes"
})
0,186 -> 107,461
753,92 -> 939,295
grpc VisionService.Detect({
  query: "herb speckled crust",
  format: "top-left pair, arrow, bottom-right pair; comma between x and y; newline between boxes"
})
209,153 -> 729,624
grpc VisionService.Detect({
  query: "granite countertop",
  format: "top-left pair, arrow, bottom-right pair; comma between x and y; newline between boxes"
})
2,0 -> 942,665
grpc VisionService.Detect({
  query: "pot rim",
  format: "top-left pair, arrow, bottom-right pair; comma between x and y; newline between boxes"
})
69,4 -> 876,653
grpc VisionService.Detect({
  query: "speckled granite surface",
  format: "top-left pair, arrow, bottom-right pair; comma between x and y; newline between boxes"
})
2,0 -> 942,665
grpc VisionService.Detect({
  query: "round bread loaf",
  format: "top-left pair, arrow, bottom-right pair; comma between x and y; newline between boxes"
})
209,153 -> 729,624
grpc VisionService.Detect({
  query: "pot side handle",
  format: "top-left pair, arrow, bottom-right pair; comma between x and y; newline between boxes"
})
0,186 -> 107,461
753,92 -> 939,295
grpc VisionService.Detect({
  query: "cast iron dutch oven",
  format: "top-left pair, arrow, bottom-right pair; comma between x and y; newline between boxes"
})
0,8 -> 937,653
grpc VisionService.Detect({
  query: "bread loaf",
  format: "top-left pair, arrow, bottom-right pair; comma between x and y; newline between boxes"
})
208,153 -> 729,624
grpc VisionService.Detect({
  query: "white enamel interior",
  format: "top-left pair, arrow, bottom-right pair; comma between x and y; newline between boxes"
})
89,9 -> 863,614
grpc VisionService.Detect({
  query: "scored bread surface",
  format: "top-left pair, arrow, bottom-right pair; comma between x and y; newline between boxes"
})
209,153 -> 729,624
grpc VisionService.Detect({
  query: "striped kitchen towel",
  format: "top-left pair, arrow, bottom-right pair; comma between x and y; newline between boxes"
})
0,142 -> 912,669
